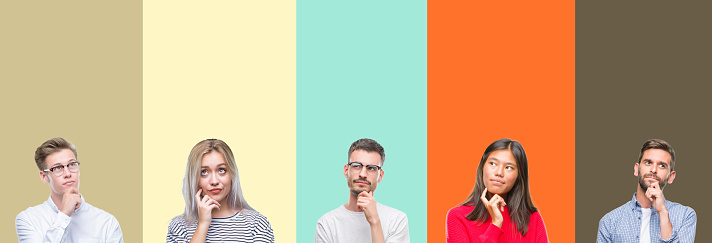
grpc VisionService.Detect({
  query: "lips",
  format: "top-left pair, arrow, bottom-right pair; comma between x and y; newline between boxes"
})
643,174 -> 661,181
490,179 -> 505,185
208,188 -> 222,194
63,181 -> 75,186
353,179 -> 371,186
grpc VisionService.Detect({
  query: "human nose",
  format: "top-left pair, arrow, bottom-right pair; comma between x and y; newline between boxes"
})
62,166 -> 72,178
358,166 -> 369,177
650,164 -> 658,174
494,165 -> 504,177
209,172 -> 219,185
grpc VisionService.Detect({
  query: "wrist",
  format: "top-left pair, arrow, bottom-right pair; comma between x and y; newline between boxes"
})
492,220 -> 503,228
369,219 -> 382,228
198,217 -> 212,225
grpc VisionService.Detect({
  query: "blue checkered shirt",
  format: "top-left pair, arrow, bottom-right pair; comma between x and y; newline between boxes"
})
597,193 -> 696,243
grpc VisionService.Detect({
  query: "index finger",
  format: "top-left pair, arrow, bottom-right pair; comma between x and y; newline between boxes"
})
650,181 -> 659,189
480,188 -> 489,203
358,191 -> 371,199
195,189 -> 203,201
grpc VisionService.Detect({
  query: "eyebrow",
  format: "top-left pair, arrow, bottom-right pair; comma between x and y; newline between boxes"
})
49,159 -> 77,167
201,163 -> 227,168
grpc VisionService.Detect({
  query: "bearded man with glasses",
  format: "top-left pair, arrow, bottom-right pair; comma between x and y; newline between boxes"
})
15,137 -> 123,243
315,138 -> 410,243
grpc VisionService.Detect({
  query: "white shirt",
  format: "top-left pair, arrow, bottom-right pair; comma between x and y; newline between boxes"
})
315,202 -> 409,243
15,195 -> 123,243
639,207 -> 652,243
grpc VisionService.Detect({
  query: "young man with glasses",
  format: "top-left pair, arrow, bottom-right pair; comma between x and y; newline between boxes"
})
15,137 -> 123,243
315,138 -> 410,243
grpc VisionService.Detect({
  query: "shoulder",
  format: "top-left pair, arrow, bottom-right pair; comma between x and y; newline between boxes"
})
599,202 -> 629,225
16,202 -> 47,219
81,202 -> 121,224
665,200 -> 696,213
168,215 -> 190,232
530,210 -> 543,220
377,203 -> 407,217
529,211 -> 546,225
665,200 -> 697,219
239,209 -> 271,226
447,205 -> 474,220
317,206 -> 345,222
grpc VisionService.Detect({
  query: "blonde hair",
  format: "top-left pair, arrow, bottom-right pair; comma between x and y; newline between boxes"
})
182,139 -> 251,224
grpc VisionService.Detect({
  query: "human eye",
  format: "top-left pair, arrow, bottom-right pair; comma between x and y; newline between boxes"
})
659,164 -> 667,169
488,161 -> 496,166
51,165 -> 63,171
367,166 -> 378,171
506,166 -> 515,170
351,163 -> 363,169
218,168 -> 227,174
200,169 -> 208,176
67,162 -> 78,168
644,161 -> 652,165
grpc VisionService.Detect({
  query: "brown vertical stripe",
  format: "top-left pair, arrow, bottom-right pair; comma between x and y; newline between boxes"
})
576,1 -> 711,242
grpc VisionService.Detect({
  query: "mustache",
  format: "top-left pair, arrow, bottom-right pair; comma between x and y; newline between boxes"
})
643,173 -> 662,181
353,178 -> 371,185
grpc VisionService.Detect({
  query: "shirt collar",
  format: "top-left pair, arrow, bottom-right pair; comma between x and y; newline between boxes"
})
45,194 -> 87,214
628,192 -> 671,214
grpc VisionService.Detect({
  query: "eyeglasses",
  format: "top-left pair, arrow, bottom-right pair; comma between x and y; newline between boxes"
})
43,161 -> 80,176
347,162 -> 381,174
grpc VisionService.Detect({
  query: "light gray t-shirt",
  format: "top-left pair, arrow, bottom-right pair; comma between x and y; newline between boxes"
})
315,202 -> 409,243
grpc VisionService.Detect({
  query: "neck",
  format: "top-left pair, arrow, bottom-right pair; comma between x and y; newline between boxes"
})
344,192 -> 366,212
487,191 -> 508,202
50,192 -> 64,209
635,185 -> 652,208
211,200 -> 238,218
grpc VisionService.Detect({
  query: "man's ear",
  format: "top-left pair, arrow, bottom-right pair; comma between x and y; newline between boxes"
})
40,171 -> 50,184
343,164 -> 349,178
377,169 -> 384,183
633,163 -> 640,177
667,171 -> 676,184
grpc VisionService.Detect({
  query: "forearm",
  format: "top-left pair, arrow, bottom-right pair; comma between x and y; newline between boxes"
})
370,222 -> 385,243
188,222 -> 210,243
658,210 -> 672,240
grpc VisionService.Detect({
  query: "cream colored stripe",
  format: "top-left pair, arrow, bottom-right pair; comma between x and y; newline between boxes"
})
143,1 -> 296,242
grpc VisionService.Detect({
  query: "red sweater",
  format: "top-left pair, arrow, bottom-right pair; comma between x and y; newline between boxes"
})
446,205 -> 549,243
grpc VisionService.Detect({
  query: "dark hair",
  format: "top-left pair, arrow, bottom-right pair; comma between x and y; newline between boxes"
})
460,138 -> 537,237
348,138 -> 385,166
35,137 -> 77,171
637,139 -> 675,171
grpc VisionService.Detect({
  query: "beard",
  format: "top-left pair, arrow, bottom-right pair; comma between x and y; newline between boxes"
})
349,178 -> 372,197
638,171 -> 667,191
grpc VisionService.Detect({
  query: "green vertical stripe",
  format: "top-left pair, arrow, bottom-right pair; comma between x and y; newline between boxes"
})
297,0 -> 427,241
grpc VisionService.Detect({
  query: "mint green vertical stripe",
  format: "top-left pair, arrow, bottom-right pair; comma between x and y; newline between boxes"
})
297,0 -> 427,241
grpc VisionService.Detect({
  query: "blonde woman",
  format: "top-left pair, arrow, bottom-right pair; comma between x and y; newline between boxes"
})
167,139 -> 273,242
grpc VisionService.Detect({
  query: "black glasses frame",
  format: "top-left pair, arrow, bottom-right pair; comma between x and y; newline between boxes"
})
43,161 -> 81,176
347,162 -> 382,172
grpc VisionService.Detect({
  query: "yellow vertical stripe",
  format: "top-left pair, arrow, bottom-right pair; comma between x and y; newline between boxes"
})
143,1 -> 296,242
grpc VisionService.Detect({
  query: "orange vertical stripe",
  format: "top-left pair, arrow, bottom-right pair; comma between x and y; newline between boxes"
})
428,1 -> 575,242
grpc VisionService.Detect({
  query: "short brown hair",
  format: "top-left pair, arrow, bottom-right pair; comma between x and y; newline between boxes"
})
34,137 -> 77,171
348,138 -> 385,166
638,138 -> 676,171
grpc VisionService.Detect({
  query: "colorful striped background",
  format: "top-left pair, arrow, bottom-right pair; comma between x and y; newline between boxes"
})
2,1 -> 710,242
